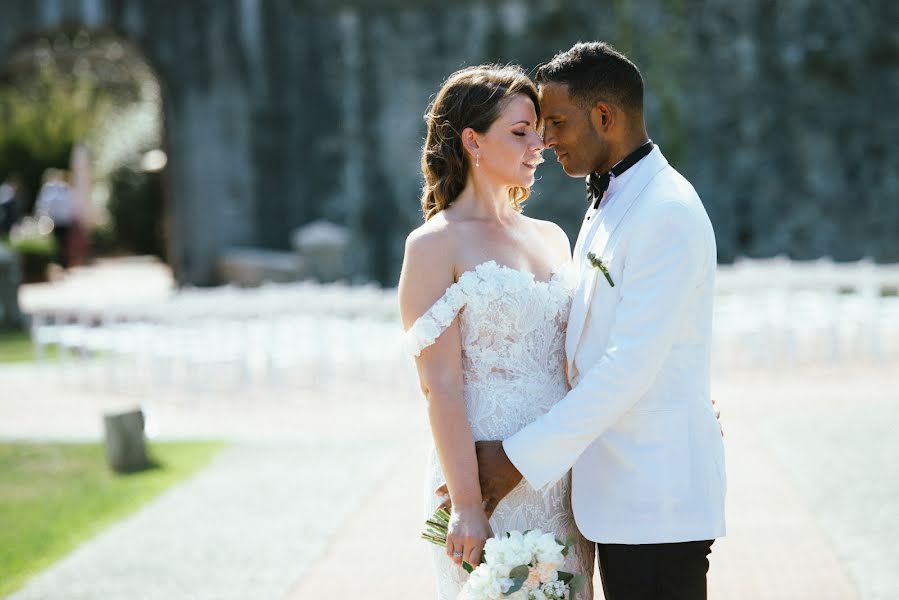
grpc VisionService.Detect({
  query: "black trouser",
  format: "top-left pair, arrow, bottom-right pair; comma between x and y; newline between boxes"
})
596,540 -> 713,600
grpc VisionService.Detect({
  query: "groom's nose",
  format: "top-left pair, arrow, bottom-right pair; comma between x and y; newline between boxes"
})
542,131 -> 557,148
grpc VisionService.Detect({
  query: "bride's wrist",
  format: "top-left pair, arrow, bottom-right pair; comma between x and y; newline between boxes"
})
451,500 -> 485,513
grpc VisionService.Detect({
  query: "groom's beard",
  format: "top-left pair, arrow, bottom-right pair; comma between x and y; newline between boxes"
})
556,134 -> 613,179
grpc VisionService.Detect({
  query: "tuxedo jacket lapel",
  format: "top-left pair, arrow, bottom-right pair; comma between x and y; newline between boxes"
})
571,210 -> 596,271
566,148 -> 670,377
567,209 -> 603,374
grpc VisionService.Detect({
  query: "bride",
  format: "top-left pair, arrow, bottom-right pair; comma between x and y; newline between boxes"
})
398,64 -> 594,599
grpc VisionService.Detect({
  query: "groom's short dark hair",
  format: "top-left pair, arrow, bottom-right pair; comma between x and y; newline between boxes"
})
535,42 -> 644,113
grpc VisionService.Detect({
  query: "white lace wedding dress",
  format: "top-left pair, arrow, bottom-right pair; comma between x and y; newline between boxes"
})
404,260 -> 594,600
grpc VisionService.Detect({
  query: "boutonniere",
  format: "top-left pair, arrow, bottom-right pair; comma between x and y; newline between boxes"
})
587,252 -> 615,287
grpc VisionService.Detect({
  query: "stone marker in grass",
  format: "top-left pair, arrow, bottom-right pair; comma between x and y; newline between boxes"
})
103,409 -> 151,472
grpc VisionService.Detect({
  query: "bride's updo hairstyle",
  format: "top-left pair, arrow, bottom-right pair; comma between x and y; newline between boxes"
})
420,64 -> 540,221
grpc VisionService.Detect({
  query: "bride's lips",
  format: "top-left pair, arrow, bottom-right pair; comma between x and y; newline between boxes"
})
523,156 -> 545,170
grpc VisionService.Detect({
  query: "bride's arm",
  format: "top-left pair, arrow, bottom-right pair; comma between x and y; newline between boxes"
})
398,227 -> 490,567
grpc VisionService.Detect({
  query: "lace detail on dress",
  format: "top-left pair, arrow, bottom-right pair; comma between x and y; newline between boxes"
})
407,260 -> 595,600
403,276 -> 468,357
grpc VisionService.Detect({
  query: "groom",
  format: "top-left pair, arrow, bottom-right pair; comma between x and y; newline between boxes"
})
474,42 -> 726,599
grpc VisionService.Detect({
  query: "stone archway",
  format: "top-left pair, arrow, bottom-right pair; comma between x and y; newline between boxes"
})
0,2 -> 260,285
3,29 -> 168,265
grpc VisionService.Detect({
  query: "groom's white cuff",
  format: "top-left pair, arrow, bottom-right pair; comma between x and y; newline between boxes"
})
503,430 -> 562,492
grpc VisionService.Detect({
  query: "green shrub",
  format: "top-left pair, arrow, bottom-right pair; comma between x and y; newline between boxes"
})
89,221 -> 119,256
0,61 -> 102,212
8,234 -> 57,283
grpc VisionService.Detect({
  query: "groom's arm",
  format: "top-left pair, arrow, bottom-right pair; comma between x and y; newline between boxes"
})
503,199 -> 710,491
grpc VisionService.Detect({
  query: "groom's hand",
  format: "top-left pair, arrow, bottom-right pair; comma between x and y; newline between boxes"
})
434,441 -> 523,518
475,440 -> 522,517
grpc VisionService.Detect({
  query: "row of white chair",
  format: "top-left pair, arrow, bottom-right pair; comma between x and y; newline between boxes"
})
712,257 -> 899,368
27,282 -> 409,397
26,258 -> 899,392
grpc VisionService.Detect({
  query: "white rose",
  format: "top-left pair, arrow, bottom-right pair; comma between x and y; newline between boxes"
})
464,566 -> 504,600
483,538 -> 501,562
486,580 -> 504,599
534,533 -> 565,566
483,539 -> 512,576
502,531 -> 534,567
523,529 -> 543,557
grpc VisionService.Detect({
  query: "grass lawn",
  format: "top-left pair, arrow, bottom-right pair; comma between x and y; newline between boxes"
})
0,330 -> 38,364
0,440 -> 227,597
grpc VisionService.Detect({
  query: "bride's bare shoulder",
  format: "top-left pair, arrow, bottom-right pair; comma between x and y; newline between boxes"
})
403,213 -> 458,264
399,214 -> 460,326
523,215 -> 572,262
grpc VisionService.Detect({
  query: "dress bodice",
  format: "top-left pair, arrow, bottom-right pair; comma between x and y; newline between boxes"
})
404,260 -> 576,439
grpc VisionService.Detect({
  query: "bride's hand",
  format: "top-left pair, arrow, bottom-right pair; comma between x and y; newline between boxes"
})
445,504 -> 491,568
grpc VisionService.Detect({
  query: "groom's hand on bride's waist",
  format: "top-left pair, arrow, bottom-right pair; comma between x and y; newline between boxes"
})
434,441 -> 522,518
476,441 -> 523,517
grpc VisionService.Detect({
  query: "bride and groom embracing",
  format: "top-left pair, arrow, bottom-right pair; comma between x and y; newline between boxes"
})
399,42 -> 726,600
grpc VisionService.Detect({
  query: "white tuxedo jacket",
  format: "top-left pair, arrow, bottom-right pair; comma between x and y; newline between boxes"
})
504,147 -> 726,544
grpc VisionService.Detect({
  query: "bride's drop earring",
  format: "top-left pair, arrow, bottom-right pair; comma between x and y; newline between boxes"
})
476,153 -> 480,168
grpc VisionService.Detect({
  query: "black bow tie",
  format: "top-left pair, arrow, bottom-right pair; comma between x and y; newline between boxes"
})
586,172 -> 612,210
586,140 -> 654,215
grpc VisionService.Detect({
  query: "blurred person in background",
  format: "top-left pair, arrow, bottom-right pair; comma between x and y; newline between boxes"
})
68,144 -> 93,267
0,173 -> 24,235
36,168 -> 78,269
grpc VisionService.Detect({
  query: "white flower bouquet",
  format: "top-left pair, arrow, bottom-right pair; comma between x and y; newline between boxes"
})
422,508 -> 587,599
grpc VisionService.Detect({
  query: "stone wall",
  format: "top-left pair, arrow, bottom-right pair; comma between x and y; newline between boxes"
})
1,0 -> 896,285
